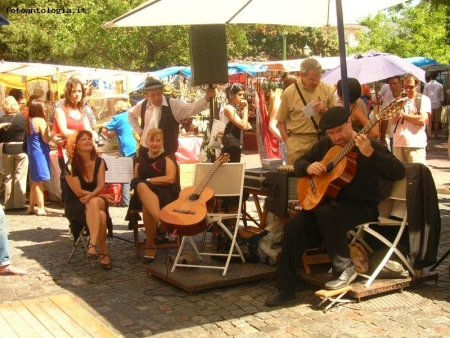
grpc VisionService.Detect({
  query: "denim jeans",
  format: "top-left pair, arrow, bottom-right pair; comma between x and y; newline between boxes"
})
120,183 -> 131,206
0,207 -> 11,266
119,152 -> 135,206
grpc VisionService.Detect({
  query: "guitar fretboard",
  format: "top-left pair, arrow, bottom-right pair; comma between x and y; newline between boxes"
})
330,98 -> 406,168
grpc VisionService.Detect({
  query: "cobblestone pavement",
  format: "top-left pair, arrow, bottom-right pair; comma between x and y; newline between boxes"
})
2,136 -> 450,337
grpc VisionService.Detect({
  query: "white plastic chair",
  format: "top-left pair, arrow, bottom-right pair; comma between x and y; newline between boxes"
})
171,162 -> 246,276
350,177 -> 415,287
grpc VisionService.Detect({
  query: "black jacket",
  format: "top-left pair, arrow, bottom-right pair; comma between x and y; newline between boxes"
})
404,162 -> 441,269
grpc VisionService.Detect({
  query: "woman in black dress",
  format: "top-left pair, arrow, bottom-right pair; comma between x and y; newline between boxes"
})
130,129 -> 180,264
64,130 -> 115,270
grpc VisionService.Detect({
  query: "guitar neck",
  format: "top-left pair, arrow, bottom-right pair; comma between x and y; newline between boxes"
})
332,117 -> 380,165
192,162 -> 222,196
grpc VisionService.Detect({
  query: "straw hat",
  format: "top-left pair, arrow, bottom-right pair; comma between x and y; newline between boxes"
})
143,77 -> 164,90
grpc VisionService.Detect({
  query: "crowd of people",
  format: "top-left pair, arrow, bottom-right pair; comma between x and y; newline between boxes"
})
0,60 -> 447,307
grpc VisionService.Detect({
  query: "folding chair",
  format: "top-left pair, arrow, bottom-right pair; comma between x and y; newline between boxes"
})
171,162 -> 246,276
67,225 -> 94,267
350,177 -> 415,287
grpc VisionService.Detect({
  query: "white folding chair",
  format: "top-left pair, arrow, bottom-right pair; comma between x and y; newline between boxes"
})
350,177 -> 415,287
171,162 -> 246,276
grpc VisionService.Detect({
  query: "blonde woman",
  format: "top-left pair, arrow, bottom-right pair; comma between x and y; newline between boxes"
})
0,96 -> 28,211
129,129 -> 180,264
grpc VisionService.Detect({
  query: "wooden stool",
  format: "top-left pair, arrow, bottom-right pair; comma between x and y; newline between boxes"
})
130,209 -> 180,259
278,214 -> 331,274
302,245 -> 331,274
315,286 -> 354,312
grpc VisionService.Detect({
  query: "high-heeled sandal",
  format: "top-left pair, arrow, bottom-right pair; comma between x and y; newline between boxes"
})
98,252 -> 112,270
143,247 -> 157,264
87,243 -> 99,260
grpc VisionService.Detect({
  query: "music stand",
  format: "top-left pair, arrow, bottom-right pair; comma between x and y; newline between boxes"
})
101,154 -> 134,243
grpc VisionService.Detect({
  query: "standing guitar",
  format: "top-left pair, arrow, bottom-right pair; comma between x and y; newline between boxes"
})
160,154 -> 230,236
298,97 -> 407,210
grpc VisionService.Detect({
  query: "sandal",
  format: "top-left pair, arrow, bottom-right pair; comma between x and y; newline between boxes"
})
143,247 -> 157,264
99,252 -> 112,270
87,243 -> 99,260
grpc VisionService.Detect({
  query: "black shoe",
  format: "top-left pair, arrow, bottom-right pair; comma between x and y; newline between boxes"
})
325,265 -> 357,290
99,253 -> 112,271
264,289 -> 296,307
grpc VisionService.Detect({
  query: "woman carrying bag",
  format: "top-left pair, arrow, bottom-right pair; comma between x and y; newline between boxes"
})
220,83 -> 251,163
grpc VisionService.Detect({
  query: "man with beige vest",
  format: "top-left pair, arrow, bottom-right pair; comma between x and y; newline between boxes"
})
276,58 -> 336,164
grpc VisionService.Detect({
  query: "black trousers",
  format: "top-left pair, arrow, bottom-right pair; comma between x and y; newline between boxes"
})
276,199 -> 378,293
58,156 -> 67,206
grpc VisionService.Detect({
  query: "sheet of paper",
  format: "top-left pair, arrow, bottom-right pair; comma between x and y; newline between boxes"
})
302,100 -> 315,118
101,154 -> 134,183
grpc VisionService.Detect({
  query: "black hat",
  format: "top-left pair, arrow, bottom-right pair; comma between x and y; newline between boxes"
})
319,106 -> 350,131
336,78 -> 362,103
143,77 -> 163,90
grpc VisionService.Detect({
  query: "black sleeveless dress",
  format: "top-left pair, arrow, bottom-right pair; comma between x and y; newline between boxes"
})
128,152 -> 180,211
64,157 -> 112,240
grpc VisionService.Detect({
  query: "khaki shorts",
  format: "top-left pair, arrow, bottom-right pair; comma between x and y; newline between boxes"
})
431,107 -> 442,123
285,133 -> 318,165
393,147 -> 426,165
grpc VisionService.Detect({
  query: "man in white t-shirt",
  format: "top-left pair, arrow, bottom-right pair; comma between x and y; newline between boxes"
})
423,71 -> 445,139
380,76 -> 403,151
390,74 -> 431,164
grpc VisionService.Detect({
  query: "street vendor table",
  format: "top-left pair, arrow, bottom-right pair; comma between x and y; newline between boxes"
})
176,136 -> 203,164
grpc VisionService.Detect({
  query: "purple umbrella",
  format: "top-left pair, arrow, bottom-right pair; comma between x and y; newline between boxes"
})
322,50 -> 426,85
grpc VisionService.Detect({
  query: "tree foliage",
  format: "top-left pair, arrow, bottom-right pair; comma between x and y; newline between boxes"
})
348,1 -> 449,63
0,0 -> 447,71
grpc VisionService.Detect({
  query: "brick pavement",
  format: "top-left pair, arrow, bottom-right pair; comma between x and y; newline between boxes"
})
1,135 -> 450,337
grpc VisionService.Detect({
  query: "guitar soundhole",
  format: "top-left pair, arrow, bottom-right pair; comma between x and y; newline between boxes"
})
188,193 -> 200,201
326,161 -> 334,173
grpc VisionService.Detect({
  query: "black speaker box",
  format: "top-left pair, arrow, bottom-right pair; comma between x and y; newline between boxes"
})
189,25 -> 229,86
265,172 -> 298,216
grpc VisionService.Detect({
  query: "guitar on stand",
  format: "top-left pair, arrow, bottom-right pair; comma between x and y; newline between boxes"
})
160,153 -> 230,236
298,97 -> 407,210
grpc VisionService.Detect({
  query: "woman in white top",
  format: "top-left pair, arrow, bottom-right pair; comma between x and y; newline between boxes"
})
220,83 -> 250,163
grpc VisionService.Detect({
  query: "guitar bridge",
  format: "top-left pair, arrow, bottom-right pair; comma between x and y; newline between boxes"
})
173,208 -> 196,215
308,177 -> 317,194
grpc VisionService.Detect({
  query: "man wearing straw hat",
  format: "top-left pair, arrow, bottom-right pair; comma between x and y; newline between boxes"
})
128,77 -> 216,158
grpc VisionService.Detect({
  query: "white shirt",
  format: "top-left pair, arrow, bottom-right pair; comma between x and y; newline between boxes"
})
392,95 -> 430,148
128,96 -> 209,147
423,80 -> 444,109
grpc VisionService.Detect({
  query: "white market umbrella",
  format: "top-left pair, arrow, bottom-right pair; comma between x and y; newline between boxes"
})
322,50 -> 426,85
103,0 -> 407,110
103,0 -> 405,29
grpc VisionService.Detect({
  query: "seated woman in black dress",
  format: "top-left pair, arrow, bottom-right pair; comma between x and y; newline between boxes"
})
64,130 -> 115,270
129,128 -> 180,264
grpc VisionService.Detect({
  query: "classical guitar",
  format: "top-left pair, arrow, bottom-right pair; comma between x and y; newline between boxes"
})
160,153 -> 230,236
298,97 -> 407,210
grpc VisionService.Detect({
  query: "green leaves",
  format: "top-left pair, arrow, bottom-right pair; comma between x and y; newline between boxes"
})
348,1 -> 449,64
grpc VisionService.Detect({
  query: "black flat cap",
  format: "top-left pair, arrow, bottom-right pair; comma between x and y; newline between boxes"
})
319,106 -> 350,131
143,77 -> 163,90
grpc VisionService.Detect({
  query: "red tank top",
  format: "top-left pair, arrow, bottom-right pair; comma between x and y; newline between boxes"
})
55,105 -> 86,157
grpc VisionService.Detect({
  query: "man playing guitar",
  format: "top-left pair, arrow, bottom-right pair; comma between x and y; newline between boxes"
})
265,106 -> 405,307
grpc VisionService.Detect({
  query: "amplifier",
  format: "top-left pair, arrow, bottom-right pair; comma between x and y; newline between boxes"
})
244,168 -> 269,191
265,171 -> 299,216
